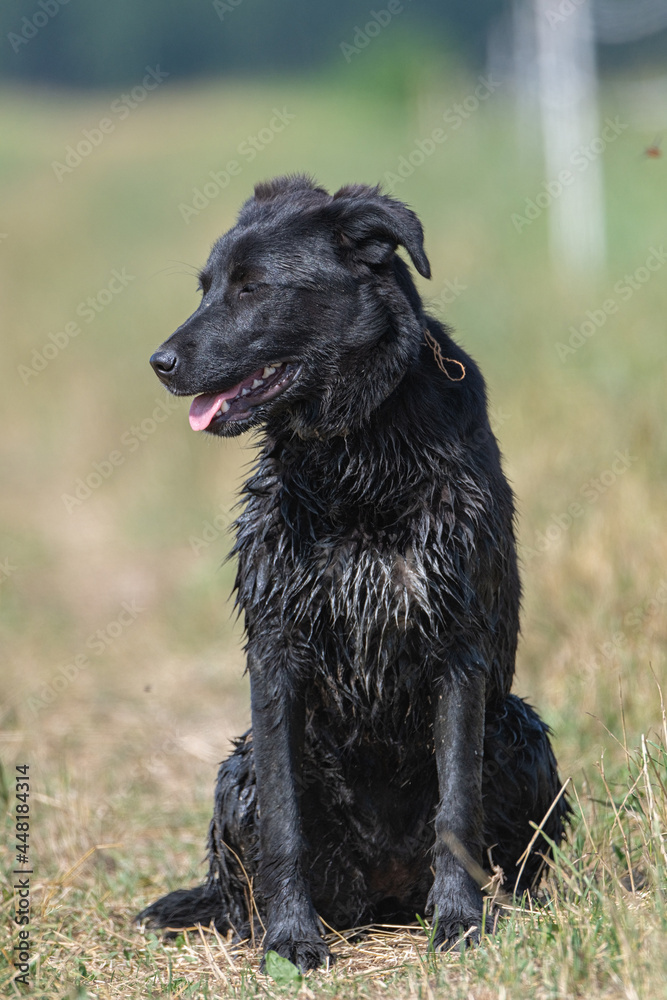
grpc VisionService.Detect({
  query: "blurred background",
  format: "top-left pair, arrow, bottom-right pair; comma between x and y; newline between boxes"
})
1,0 -> 666,951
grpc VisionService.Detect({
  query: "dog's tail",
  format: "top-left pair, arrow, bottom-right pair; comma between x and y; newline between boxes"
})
482,694 -> 571,896
135,730 -> 259,938
135,884 -> 225,935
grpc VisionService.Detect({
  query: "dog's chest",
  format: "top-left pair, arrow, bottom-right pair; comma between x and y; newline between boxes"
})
312,535 -> 431,641
234,460 -> 460,729
235,451 -> 451,684
238,438 -> 443,612
299,533 -> 437,732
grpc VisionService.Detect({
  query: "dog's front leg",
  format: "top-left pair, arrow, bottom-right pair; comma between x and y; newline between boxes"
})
428,666 -> 488,949
249,649 -> 331,972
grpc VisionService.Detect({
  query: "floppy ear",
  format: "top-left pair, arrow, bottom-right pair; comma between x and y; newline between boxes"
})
329,184 -> 431,279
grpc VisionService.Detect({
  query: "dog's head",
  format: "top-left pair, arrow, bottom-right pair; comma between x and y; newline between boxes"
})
150,175 -> 431,437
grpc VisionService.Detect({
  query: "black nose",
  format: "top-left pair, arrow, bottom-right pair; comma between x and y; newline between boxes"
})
150,349 -> 179,379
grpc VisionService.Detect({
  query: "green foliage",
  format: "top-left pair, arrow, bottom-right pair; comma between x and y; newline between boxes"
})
263,950 -> 302,986
0,2 -> 491,88
416,912 -> 440,972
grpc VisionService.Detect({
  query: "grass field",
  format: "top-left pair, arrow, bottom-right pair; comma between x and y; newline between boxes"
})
1,68 -> 666,997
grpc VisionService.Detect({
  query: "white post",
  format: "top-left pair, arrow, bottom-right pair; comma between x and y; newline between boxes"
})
511,0 -> 540,153
534,0 -> 606,278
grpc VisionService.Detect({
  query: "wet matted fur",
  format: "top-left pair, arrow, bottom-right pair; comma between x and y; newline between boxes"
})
137,175 -> 568,970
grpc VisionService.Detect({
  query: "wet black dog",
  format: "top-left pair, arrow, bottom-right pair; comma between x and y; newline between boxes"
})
138,175 -> 568,970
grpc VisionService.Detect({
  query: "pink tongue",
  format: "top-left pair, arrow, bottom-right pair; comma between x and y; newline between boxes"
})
188,367 -> 268,431
189,387 -> 239,431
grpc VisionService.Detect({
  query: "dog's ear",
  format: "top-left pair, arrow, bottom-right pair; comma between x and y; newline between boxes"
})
329,184 -> 431,279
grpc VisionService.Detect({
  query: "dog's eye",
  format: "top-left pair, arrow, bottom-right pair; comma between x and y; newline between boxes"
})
198,273 -> 212,296
239,283 -> 259,299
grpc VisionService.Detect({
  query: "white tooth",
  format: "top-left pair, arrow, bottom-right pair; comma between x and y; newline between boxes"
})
215,409 -> 222,417
262,366 -> 276,378
241,388 -> 250,396
251,379 -> 264,389
221,400 -> 231,413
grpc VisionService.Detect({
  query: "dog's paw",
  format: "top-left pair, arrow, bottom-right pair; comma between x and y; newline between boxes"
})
430,910 -> 490,952
261,935 -> 333,973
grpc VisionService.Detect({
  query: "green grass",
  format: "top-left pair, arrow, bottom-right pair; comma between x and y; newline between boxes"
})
1,70 -> 666,997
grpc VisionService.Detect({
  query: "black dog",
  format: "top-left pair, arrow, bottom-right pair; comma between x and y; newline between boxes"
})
138,176 -> 568,970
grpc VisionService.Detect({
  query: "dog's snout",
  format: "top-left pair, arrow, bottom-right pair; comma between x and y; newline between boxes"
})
150,349 -> 179,380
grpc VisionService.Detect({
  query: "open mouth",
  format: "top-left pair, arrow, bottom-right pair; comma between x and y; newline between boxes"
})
188,362 -> 299,432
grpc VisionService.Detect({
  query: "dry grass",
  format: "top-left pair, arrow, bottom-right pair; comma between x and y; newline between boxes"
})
2,712 -> 666,997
